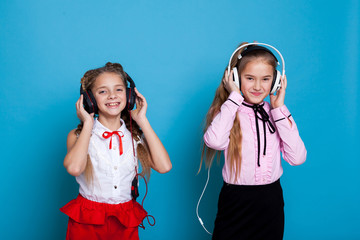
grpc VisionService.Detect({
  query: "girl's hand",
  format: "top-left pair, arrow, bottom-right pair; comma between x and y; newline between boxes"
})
223,69 -> 241,94
76,95 -> 94,125
131,88 -> 148,126
270,74 -> 287,109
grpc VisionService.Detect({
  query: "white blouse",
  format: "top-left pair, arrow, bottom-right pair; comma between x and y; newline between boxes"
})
76,118 -> 140,204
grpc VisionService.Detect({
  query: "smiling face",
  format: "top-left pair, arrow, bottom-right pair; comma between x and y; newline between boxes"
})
91,72 -> 127,118
240,59 -> 274,104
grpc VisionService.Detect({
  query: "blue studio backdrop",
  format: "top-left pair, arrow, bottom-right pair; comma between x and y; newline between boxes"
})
1,0 -> 359,239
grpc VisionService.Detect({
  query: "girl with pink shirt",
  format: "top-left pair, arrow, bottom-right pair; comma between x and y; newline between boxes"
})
200,42 -> 306,239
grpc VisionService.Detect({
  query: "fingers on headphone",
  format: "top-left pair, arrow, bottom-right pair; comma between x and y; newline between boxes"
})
229,69 -> 234,81
140,94 -> 147,105
283,75 -> 287,88
76,96 -> 81,109
222,79 -> 227,89
224,69 -> 233,82
135,95 -> 140,105
279,75 -> 286,90
134,89 -> 146,104
134,87 -> 142,98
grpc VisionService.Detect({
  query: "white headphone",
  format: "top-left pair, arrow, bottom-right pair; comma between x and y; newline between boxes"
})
227,42 -> 286,94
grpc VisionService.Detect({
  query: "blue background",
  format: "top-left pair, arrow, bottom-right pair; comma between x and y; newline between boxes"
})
1,0 -> 359,239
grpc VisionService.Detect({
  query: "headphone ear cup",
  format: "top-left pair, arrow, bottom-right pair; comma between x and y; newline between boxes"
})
125,73 -> 136,110
232,67 -> 240,90
126,87 -> 136,110
270,70 -> 281,94
80,86 -> 98,114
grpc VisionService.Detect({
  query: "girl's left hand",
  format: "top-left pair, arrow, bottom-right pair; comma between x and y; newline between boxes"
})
270,74 -> 287,109
131,88 -> 148,125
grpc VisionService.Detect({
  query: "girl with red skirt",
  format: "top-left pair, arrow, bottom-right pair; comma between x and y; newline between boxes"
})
61,62 -> 172,240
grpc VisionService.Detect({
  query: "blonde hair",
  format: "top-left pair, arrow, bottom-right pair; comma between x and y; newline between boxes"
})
75,62 -> 152,184
199,42 -> 277,182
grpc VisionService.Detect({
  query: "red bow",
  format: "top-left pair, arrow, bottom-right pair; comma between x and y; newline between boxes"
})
102,131 -> 124,155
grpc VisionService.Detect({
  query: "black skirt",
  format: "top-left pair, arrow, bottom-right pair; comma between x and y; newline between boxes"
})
212,179 -> 284,240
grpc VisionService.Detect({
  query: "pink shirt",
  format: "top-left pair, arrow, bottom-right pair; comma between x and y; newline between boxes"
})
204,91 -> 307,185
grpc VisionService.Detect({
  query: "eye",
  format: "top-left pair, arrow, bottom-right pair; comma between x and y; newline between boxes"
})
99,90 -> 106,94
247,77 -> 254,81
263,78 -> 270,81
116,88 -> 124,92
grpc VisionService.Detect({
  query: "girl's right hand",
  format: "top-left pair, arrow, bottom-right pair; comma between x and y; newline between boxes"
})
76,95 -> 94,124
223,69 -> 241,94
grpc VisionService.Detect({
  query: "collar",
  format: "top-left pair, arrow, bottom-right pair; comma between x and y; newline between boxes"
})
93,118 -> 126,138
240,101 -> 271,114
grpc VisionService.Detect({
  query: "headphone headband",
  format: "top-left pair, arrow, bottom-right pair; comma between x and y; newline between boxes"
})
239,45 -> 279,63
227,42 -> 286,77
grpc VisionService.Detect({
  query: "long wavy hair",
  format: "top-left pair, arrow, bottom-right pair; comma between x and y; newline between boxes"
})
199,42 -> 277,182
75,62 -> 152,184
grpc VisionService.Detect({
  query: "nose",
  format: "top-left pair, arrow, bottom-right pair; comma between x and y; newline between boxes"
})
253,80 -> 261,90
108,90 -> 117,99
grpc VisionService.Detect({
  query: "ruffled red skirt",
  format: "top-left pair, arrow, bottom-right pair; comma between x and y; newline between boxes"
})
60,194 -> 147,240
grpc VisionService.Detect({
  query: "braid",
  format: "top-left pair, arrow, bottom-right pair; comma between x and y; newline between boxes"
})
121,110 -> 152,180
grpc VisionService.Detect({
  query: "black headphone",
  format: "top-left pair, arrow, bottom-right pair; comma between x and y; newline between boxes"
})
80,73 -> 136,114
228,43 -> 285,94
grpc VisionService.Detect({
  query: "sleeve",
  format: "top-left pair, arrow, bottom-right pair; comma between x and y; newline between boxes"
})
271,105 -> 307,166
204,91 -> 243,150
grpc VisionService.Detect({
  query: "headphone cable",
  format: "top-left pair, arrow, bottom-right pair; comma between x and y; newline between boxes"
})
196,166 -> 213,235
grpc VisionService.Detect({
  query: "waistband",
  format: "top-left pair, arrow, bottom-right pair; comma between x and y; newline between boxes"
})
223,179 -> 281,190
60,194 -> 147,227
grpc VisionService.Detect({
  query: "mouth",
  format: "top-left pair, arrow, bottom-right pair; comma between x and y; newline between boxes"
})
105,102 -> 120,108
251,92 -> 262,97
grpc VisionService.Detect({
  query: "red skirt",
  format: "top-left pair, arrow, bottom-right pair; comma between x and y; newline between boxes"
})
60,194 -> 147,240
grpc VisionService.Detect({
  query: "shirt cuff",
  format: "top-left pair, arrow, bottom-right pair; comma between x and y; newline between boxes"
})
271,105 -> 291,122
227,91 -> 243,106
